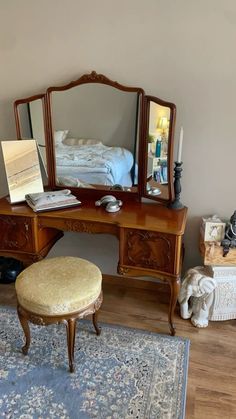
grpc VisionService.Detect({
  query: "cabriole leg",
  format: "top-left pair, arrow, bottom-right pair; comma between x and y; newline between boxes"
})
92,311 -> 101,336
65,318 -> 76,373
168,277 -> 180,336
17,305 -> 31,355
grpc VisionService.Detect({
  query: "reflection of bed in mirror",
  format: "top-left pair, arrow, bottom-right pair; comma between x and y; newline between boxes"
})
55,132 -> 136,188
49,82 -> 140,189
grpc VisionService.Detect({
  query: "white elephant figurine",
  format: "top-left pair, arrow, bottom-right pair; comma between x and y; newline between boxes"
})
178,266 -> 217,328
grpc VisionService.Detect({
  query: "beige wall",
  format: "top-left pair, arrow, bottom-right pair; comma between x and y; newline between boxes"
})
0,0 -> 235,274
52,85 -> 138,151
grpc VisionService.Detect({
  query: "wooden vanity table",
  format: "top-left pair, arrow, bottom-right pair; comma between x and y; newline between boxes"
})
0,196 -> 187,335
3,70 -> 188,335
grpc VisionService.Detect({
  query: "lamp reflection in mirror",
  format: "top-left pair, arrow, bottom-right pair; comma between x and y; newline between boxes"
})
147,103 -> 171,190
157,116 -> 169,157
157,116 -> 169,139
149,104 -> 170,153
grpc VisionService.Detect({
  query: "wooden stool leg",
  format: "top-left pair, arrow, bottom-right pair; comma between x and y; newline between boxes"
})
92,311 -> 101,336
65,318 -> 76,373
17,305 -> 31,355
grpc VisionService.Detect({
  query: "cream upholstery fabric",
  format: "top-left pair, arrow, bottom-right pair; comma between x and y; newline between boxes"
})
15,257 -> 102,316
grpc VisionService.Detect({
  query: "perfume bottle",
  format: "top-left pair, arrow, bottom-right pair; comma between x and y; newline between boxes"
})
155,140 -> 161,157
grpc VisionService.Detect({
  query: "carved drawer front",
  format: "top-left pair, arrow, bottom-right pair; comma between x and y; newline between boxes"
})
122,229 -> 176,273
39,217 -> 118,236
0,216 -> 34,252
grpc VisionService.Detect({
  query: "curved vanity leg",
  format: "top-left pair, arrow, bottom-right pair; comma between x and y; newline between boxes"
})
65,318 -> 76,373
17,305 -> 31,355
168,277 -> 180,336
92,311 -> 101,336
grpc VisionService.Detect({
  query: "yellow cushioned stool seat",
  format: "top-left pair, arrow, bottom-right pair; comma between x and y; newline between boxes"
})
15,256 -> 103,372
16,256 -> 102,316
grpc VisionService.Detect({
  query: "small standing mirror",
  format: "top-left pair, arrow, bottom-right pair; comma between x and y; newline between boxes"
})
1,140 -> 44,203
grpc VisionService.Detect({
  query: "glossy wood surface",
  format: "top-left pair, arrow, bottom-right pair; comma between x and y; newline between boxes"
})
0,197 -> 63,264
41,201 -> 187,234
0,197 -> 187,233
2,276 -> 235,419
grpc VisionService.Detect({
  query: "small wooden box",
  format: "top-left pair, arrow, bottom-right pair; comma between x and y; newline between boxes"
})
199,239 -> 236,266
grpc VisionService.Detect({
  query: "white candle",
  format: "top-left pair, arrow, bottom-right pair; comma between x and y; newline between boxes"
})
177,126 -> 184,162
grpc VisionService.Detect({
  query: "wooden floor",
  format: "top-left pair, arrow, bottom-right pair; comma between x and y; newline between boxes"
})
1,275 -> 235,419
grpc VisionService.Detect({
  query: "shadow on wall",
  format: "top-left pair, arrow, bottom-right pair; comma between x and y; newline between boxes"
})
0,99 -> 17,138
47,232 -> 119,276
47,220 -> 204,281
182,215 -> 204,274
47,231 -> 164,284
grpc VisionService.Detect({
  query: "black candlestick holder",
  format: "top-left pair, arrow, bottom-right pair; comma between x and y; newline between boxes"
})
168,161 -> 184,210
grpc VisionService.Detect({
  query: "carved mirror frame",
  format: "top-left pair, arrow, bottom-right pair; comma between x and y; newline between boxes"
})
45,71 -> 145,201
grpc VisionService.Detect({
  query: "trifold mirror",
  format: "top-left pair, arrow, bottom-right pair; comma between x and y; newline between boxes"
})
14,71 -> 176,204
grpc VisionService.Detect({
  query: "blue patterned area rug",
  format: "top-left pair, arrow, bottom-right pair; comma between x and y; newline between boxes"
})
0,307 -> 189,419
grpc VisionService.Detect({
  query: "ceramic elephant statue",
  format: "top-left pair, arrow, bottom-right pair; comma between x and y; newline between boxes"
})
178,266 -> 217,327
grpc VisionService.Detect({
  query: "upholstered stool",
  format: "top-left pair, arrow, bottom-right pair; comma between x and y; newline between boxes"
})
15,256 -> 103,372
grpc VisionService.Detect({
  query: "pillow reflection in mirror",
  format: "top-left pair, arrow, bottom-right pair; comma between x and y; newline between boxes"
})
54,130 -> 69,147
63,138 -> 102,146
57,175 -> 95,188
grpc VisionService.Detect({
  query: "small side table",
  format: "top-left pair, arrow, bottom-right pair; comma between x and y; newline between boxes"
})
199,240 -> 236,321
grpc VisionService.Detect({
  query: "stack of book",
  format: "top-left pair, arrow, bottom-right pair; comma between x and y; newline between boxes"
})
25,189 -> 81,212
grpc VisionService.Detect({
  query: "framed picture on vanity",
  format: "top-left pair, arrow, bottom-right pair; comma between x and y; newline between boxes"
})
204,222 -> 226,242
1,139 -> 44,203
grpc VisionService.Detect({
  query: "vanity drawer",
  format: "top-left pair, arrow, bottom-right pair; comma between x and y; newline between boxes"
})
120,228 -> 177,274
0,215 -> 34,252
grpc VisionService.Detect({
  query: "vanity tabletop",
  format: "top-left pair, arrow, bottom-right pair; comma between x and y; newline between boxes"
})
0,197 -> 187,235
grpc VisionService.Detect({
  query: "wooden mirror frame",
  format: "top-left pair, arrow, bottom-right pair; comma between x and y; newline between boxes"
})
45,71 -> 145,201
14,72 -> 177,204
142,95 -> 176,204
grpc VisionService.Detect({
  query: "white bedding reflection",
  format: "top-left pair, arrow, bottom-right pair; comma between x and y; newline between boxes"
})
56,143 -> 134,186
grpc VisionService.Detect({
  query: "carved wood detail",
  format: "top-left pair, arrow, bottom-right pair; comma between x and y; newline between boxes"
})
117,265 -> 130,275
0,216 -> 32,251
18,305 -> 46,325
61,219 -> 117,235
17,292 -> 103,327
79,71 -> 117,84
64,220 -> 99,233
48,71 -> 144,95
123,229 -> 175,272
